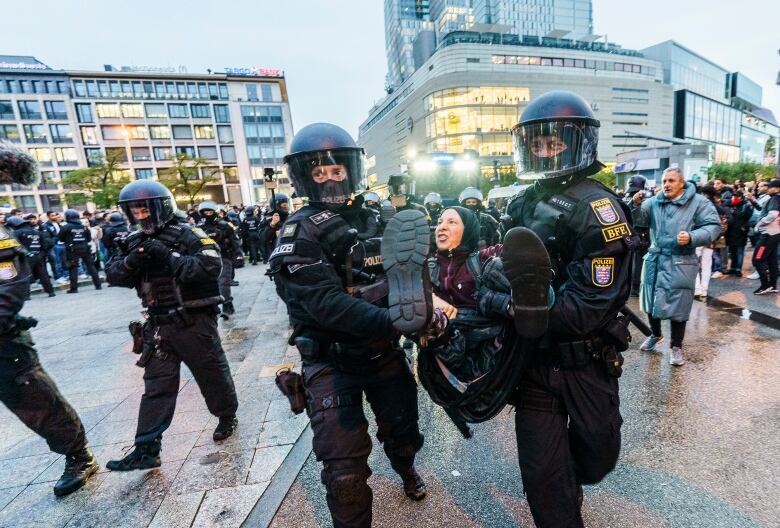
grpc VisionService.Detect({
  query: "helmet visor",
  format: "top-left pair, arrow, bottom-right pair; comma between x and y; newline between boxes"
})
285,148 -> 365,205
512,121 -> 596,180
120,199 -> 166,234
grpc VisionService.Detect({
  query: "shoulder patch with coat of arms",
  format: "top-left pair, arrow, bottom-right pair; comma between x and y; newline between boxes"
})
589,198 -> 619,226
591,257 -> 615,287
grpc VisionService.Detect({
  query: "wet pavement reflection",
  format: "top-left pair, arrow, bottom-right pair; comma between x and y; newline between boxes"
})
272,296 -> 780,528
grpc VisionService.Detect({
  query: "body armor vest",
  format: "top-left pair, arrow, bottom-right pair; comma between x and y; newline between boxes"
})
127,223 -> 222,311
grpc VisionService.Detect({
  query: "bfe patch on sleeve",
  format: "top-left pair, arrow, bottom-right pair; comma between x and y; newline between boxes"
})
270,243 -> 295,259
591,257 -> 615,287
601,222 -> 632,243
590,198 -> 619,226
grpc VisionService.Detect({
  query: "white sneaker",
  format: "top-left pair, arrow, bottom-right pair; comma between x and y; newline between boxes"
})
747,271 -> 759,280
669,346 -> 686,366
711,271 -> 724,279
78,274 -> 87,279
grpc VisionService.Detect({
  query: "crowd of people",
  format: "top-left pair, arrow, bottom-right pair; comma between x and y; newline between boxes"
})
2,89 -> 779,528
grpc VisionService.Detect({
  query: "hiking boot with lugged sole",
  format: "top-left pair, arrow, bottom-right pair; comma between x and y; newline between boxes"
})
501,227 -> 552,339
381,210 -> 432,334
399,467 -> 427,501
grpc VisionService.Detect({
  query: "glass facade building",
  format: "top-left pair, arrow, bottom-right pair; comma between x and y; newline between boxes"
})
386,0 -> 594,89
0,55 -> 294,213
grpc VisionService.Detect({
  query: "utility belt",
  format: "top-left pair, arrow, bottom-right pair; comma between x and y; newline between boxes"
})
539,318 -> 628,378
145,305 -> 216,327
294,336 -> 396,371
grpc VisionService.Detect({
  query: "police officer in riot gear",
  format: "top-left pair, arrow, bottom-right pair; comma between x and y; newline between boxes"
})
388,174 -> 429,219
102,212 -> 131,259
459,187 -> 500,248
0,143 -> 99,496
241,206 -> 263,265
105,180 -> 238,471
198,200 -> 241,315
59,209 -> 102,293
423,192 -> 443,225
7,216 -> 55,297
260,193 -> 291,259
504,90 -> 634,527
269,123 -> 429,528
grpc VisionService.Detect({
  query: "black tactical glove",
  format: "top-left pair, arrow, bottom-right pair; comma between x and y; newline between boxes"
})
141,239 -> 170,263
124,248 -> 150,270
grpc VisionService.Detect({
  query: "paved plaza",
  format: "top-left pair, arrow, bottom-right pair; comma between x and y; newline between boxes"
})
0,264 -> 778,527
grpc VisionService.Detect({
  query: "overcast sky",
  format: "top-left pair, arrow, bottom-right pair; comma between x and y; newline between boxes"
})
4,0 -> 779,137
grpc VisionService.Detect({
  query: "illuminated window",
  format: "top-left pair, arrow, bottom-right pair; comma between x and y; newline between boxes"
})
194,125 -> 214,139
95,103 -> 120,118
120,104 -> 144,118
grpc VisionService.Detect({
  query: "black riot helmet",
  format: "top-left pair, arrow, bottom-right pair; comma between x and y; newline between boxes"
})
269,192 -> 290,211
64,209 -> 81,223
244,206 -> 255,216
284,123 -> 365,208
512,90 -> 600,183
117,180 -> 177,234
108,212 -> 125,226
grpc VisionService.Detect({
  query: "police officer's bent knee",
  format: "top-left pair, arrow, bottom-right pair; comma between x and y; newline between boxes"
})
104,180 -> 239,472
268,123 -> 429,528
505,91 -> 636,528
0,143 -> 99,496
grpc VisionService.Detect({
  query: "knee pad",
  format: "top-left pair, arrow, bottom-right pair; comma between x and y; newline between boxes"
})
323,460 -> 371,505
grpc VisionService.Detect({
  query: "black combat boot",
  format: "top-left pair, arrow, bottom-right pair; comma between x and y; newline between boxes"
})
53,446 -> 99,496
106,440 -> 161,471
381,209 -> 432,334
222,302 -> 235,315
213,416 -> 238,441
399,467 -> 427,501
501,227 -> 552,339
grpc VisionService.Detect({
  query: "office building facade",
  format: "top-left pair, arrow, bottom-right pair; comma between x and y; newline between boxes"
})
0,55 -> 294,214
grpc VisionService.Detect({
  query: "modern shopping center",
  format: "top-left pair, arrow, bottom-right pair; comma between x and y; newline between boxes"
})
359,32 -> 779,190
0,55 -> 295,213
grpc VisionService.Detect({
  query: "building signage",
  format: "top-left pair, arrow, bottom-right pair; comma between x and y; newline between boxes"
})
225,66 -> 283,77
0,60 -> 49,70
119,65 -> 178,73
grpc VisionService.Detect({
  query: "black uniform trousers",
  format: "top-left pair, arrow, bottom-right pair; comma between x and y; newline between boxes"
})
303,349 -> 423,528
29,255 -> 54,295
752,233 -> 780,289
67,249 -> 101,290
134,312 -> 238,445
219,257 -> 233,303
0,331 -> 86,455
245,232 -> 262,264
515,355 -> 622,528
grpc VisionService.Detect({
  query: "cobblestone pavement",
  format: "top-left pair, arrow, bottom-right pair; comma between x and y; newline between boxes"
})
0,264 -> 305,528
271,275 -> 780,528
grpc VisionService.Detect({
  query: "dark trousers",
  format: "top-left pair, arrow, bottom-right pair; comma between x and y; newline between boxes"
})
0,331 -> 86,455
29,255 -> 54,295
135,313 -> 238,445
752,233 -> 780,288
648,316 -> 687,348
219,258 -> 233,303
67,251 -> 101,290
303,351 -> 423,528
727,244 -> 746,274
515,357 -> 622,528
246,233 -> 261,263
